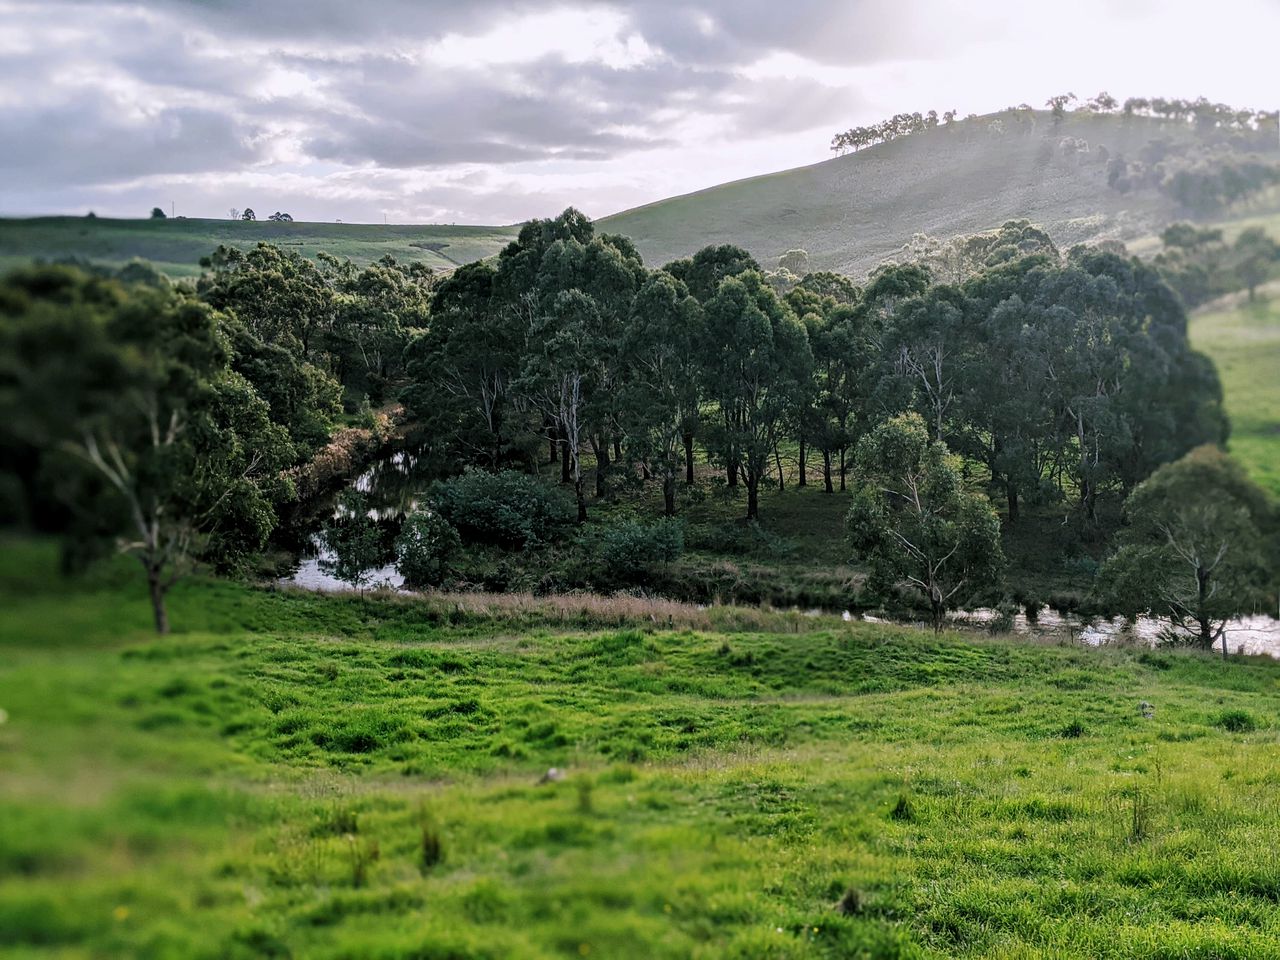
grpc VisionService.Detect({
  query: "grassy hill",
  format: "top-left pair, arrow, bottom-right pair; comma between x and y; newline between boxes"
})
4,114 -> 1277,283
1190,287 -> 1280,496
0,216 -> 519,278
599,113 -> 1279,275
5,537 -> 1280,958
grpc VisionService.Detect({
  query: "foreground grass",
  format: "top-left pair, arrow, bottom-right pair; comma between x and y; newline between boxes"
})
4,540 -> 1280,958
1190,293 -> 1280,497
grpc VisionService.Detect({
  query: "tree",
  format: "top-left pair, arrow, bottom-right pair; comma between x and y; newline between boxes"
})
846,413 -> 1005,632
777,249 -> 810,276
0,267 -> 292,632
268,211 -> 294,222
1097,446 -> 1274,656
321,491 -> 386,595
241,208 -> 256,221
150,207 -> 167,220
664,244 -> 760,303
1232,227 -> 1279,301
395,509 -> 460,588
702,271 -> 812,519
620,271 -> 703,515
403,260 -> 523,469
521,288 -> 599,522
229,208 -> 240,221
1046,93 -> 1077,124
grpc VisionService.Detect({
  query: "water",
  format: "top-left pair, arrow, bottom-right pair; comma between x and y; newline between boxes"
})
284,446 -> 432,592
942,606 -> 1280,657
284,448 -> 1280,656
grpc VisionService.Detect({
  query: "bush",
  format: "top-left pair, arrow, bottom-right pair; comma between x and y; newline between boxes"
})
585,518 -> 684,585
396,510 -> 461,588
431,470 -> 574,548
1215,709 -> 1258,733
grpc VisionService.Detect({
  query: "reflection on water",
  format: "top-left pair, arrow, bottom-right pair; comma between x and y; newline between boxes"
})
287,449 -> 1280,656
942,607 -> 1280,658
285,446 -> 433,590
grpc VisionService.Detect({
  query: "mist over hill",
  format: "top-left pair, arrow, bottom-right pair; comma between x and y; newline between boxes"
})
599,110 -> 1280,275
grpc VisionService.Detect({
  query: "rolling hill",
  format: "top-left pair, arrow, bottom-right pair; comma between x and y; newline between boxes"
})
599,111 -> 1280,274
0,216 -> 519,278
1,112 -> 1277,281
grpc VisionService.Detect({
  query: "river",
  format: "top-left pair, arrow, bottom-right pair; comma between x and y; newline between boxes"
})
283,447 -> 1280,656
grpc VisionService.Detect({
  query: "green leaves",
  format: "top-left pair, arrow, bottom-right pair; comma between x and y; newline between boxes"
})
847,413 -> 1005,629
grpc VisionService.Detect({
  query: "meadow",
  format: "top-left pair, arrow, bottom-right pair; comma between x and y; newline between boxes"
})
1189,289 -> 1280,496
0,217 -> 518,278
4,538 -> 1280,959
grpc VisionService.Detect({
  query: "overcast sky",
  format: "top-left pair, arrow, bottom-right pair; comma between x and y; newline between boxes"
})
1,0 -> 1276,224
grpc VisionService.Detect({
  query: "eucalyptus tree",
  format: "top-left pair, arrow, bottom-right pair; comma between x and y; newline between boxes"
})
402,260 -> 527,470
620,271 -> 704,515
533,232 -> 646,495
702,271 -> 812,520
0,266 -> 293,633
847,413 -> 1005,632
521,288 -> 601,522
1097,446 -> 1274,657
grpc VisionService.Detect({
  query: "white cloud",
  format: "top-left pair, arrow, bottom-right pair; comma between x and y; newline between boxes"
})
0,0 -> 1276,222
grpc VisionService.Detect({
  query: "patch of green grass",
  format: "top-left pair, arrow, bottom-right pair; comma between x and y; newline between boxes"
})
0,216 -> 518,278
1190,295 -> 1280,496
4,537 -> 1280,957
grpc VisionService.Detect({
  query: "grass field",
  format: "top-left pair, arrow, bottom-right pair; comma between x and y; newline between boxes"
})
1189,291 -> 1280,497
4,538 -> 1280,958
0,217 -> 518,278
598,112 -> 1252,275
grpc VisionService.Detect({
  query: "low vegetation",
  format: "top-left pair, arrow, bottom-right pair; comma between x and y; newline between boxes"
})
4,538 -> 1280,958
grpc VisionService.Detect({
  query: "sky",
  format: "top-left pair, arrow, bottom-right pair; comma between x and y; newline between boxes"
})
1,0 -> 1277,224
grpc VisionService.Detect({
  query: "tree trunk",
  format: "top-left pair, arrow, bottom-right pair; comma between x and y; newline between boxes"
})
774,444 -> 785,491
1006,484 -> 1020,523
728,459 -> 738,488
560,439 -> 571,484
574,476 -> 587,523
746,473 -> 759,520
613,438 -> 622,462
663,474 -> 675,517
823,448 -> 833,494
838,447 -> 847,492
798,437 -> 807,488
593,437 -> 610,498
683,432 -> 695,485
147,567 -> 170,635
548,433 -> 557,465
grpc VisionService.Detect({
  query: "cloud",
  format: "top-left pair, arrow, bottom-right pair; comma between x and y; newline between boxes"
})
3,0 -> 1273,222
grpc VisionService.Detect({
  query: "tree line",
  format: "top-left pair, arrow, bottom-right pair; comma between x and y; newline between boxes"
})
0,247 -> 429,630
2,211 -> 1275,642
832,94 -> 1280,154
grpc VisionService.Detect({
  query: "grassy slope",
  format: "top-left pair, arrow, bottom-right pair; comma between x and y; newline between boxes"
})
597,113 -> 1227,275
1190,290 -> 1280,496
0,216 -> 519,278
6,114 -> 1276,283
4,539 -> 1280,959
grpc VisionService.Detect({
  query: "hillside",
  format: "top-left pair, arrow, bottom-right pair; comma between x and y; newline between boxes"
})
599,112 -> 1280,275
5,537 -> 1280,958
3,116 -> 1277,282
1190,286 -> 1280,496
0,216 -> 518,278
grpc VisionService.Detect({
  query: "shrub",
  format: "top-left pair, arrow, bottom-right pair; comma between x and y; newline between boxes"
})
396,510 -> 461,587
1215,709 -> 1258,733
431,470 -> 574,548
585,518 -> 684,584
